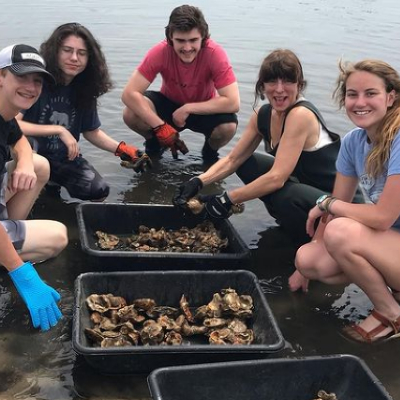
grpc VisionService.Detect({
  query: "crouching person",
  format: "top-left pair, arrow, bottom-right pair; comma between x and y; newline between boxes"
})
0,43 -> 68,331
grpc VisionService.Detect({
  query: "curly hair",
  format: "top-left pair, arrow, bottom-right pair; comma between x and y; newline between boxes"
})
40,22 -> 113,109
165,5 -> 210,47
254,49 -> 307,107
333,59 -> 400,177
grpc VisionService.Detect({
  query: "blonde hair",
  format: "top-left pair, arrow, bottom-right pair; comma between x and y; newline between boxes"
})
333,59 -> 400,177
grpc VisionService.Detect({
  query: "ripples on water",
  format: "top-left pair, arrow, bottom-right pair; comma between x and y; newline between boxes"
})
1,0 -> 400,398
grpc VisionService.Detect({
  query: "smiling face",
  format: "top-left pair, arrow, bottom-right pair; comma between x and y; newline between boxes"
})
0,69 -> 43,118
345,70 -> 395,136
57,34 -> 89,84
170,28 -> 202,64
263,79 -> 300,112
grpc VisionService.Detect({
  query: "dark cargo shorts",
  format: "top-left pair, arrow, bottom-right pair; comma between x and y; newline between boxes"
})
145,91 -> 238,138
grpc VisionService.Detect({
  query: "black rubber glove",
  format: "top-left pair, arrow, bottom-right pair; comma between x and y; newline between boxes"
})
173,177 -> 203,208
199,191 -> 233,219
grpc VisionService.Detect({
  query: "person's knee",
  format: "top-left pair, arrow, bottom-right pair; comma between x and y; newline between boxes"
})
49,222 -> 68,257
209,123 -> 237,148
123,107 -> 150,135
66,173 -> 110,201
295,244 -> 316,277
323,217 -> 356,254
33,154 -> 50,184
87,181 -> 110,202
123,107 -> 136,129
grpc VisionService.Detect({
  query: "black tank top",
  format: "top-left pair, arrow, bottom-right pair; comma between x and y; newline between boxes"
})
257,100 -> 340,192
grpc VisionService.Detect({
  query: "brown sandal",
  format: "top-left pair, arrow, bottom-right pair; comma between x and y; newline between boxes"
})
342,309 -> 400,343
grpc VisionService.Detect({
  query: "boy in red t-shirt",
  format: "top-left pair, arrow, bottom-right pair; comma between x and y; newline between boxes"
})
122,5 -> 240,161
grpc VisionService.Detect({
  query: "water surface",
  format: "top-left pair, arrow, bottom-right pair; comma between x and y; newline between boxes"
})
1,1 -> 400,398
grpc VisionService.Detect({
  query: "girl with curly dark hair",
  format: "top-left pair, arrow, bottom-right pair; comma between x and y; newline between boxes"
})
17,23 -> 149,202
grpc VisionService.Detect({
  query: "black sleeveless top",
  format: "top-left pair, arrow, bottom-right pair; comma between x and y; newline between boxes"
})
257,100 -> 340,192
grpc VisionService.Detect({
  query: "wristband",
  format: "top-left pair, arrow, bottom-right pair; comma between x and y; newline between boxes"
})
325,197 -> 337,215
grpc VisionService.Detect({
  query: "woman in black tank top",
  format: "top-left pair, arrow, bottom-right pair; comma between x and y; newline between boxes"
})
174,49 -> 361,281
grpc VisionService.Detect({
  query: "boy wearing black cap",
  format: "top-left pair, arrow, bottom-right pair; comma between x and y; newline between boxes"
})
0,43 -> 67,331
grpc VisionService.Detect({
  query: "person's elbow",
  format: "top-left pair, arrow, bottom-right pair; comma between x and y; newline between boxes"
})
228,94 -> 240,113
373,213 -> 398,231
121,87 -> 131,106
268,173 -> 286,192
121,89 -> 143,108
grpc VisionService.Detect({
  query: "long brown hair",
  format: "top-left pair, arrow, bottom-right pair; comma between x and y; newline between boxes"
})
333,59 -> 400,177
40,22 -> 113,109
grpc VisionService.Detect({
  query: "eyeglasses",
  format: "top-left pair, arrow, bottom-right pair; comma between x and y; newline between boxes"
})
60,46 -> 88,58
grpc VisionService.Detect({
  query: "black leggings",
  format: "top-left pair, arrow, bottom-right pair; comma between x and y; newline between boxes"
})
236,152 -> 328,247
48,156 -> 110,201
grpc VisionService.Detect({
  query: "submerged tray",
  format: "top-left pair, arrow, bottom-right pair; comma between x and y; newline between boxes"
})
76,203 -> 250,270
148,355 -> 392,400
72,270 -> 284,374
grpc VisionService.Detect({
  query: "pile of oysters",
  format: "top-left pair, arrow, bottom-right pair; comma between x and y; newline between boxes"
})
313,390 -> 338,400
95,220 -> 228,253
84,288 -> 254,347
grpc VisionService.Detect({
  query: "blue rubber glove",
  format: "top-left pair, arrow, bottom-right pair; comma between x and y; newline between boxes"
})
9,262 -> 62,331
199,191 -> 233,219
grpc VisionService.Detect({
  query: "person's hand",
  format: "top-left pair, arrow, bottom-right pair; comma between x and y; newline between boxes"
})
288,270 -> 309,293
115,141 -> 152,173
199,191 -> 234,219
58,127 -> 79,160
306,205 -> 326,237
173,177 -> 203,208
172,105 -> 190,128
153,123 -> 189,159
8,161 -> 37,192
9,262 -> 62,331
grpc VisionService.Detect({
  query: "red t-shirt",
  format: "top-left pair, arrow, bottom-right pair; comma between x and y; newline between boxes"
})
138,39 -> 236,105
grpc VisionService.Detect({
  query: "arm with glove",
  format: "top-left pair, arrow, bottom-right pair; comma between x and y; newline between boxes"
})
173,177 -> 204,208
115,141 -> 152,172
0,226 -> 62,331
9,262 -> 62,331
83,128 -> 151,173
153,122 -> 189,159
173,178 -> 244,218
199,191 -> 245,219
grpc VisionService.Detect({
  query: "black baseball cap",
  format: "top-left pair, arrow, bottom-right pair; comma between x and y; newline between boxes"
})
0,44 -> 54,83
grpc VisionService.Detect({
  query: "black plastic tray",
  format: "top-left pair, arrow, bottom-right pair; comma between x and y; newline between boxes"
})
76,202 -> 250,270
72,270 -> 284,374
148,355 -> 392,400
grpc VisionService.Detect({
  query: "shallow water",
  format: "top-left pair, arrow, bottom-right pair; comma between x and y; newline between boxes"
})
1,0 -> 400,399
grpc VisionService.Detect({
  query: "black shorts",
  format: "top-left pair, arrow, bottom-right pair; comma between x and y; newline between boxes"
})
145,91 -> 238,138
47,155 -> 110,201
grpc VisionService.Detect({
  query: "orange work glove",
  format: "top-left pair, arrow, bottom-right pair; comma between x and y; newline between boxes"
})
153,123 -> 189,159
115,141 -> 152,172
